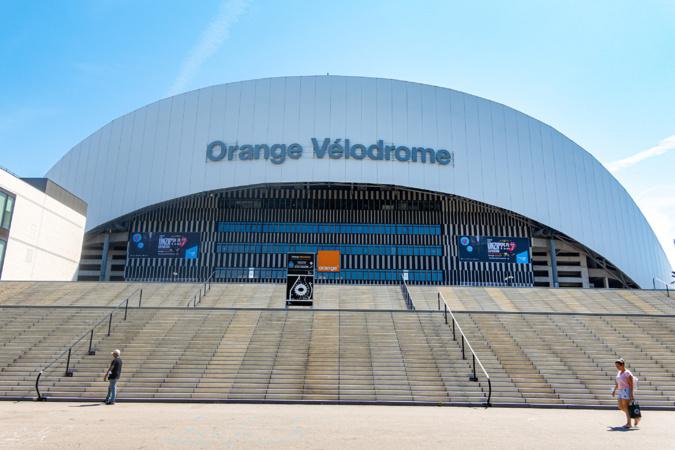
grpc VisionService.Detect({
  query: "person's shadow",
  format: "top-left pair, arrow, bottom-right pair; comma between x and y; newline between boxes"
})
69,403 -> 101,407
607,426 -> 638,432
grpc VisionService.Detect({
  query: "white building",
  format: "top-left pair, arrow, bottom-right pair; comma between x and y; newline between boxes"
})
0,168 -> 86,281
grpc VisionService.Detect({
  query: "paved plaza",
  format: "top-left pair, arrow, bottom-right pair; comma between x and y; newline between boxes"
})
1,402 -> 673,449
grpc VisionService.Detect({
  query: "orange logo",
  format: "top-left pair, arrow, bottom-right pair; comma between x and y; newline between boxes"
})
317,250 -> 341,272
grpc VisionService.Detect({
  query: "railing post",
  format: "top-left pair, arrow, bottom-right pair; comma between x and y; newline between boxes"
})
124,298 -> 129,321
487,379 -> 492,407
87,329 -> 95,355
444,304 -> 448,325
470,354 -> 478,382
65,348 -> 73,377
35,372 -> 43,401
139,289 -> 143,308
107,312 -> 113,336
461,335 -> 465,360
437,293 -> 440,311
653,278 -> 656,290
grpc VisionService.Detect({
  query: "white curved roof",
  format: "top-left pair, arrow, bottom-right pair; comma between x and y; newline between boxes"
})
45,76 -> 671,288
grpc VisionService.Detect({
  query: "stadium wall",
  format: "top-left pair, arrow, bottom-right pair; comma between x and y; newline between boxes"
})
44,76 -> 672,288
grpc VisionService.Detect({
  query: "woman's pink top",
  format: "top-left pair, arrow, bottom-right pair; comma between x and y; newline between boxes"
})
616,370 -> 633,389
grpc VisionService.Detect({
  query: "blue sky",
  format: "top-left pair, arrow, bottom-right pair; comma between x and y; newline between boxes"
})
1,0 -> 674,266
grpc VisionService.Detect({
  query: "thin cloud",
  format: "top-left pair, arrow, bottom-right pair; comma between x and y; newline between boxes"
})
167,0 -> 251,96
633,184 -> 675,268
607,135 -> 675,172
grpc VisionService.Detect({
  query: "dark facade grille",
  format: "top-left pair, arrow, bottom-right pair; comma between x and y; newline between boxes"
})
123,184 -> 534,285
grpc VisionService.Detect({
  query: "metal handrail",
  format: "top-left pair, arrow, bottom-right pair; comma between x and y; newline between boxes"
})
186,271 -> 216,308
35,288 -> 142,400
652,277 -> 671,298
437,291 -> 492,407
204,271 -> 215,292
400,278 -> 416,311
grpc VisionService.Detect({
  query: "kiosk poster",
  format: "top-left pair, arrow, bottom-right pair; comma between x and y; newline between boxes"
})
129,232 -> 200,260
286,253 -> 314,304
457,236 -> 530,264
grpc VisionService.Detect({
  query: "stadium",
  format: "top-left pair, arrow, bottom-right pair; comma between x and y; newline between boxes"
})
1,77 -> 674,415
41,76 -> 671,289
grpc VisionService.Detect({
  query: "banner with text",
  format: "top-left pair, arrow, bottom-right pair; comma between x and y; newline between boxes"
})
128,232 -> 200,260
457,236 -> 530,264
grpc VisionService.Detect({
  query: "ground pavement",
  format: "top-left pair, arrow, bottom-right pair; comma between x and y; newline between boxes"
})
0,402 -> 673,449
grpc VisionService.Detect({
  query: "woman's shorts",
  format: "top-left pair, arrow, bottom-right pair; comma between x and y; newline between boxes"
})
616,388 -> 631,400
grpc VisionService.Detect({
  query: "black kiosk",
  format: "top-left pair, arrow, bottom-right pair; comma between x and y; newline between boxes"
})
286,253 -> 314,306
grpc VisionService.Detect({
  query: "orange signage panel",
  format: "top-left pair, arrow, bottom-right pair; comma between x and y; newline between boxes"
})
317,250 -> 341,272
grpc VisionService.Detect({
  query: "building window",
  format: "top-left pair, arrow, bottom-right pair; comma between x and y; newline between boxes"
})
0,239 -> 6,278
214,242 -> 442,256
216,221 -> 441,235
0,190 -> 15,230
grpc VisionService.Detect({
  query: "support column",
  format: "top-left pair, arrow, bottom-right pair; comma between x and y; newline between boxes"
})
548,238 -> 559,288
99,231 -> 110,281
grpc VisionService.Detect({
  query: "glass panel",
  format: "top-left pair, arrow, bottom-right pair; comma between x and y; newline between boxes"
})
0,193 -> 6,226
0,239 -> 5,275
2,195 -> 13,230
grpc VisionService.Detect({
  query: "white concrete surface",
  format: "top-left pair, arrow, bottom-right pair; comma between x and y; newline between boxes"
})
0,402 -> 672,449
0,169 -> 85,281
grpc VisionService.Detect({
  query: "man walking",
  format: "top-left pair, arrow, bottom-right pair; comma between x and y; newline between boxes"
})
104,349 -> 123,405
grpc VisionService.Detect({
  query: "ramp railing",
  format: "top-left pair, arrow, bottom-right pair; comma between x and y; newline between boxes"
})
652,277 -> 671,298
35,288 -> 143,400
187,271 -> 216,308
437,291 -> 492,406
400,278 -> 416,311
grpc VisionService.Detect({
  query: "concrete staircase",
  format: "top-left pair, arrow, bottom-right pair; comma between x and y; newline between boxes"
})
0,282 -> 406,310
0,281 -> 202,307
0,308 -> 110,396
411,285 -> 675,314
410,285 -> 675,407
454,312 -> 675,407
198,284 -> 406,309
1,281 -> 674,408
0,308 -> 487,404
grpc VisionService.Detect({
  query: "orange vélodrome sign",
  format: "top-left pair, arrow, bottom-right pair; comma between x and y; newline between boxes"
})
317,250 -> 341,272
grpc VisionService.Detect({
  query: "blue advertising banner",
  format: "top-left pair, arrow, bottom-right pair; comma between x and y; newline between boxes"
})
128,232 -> 200,260
457,236 -> 530,264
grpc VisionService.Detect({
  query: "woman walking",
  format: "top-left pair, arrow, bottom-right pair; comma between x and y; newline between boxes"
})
611,358 -> 639,428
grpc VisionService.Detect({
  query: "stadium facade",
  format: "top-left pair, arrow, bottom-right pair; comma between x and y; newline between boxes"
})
45,76 -> 671,288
